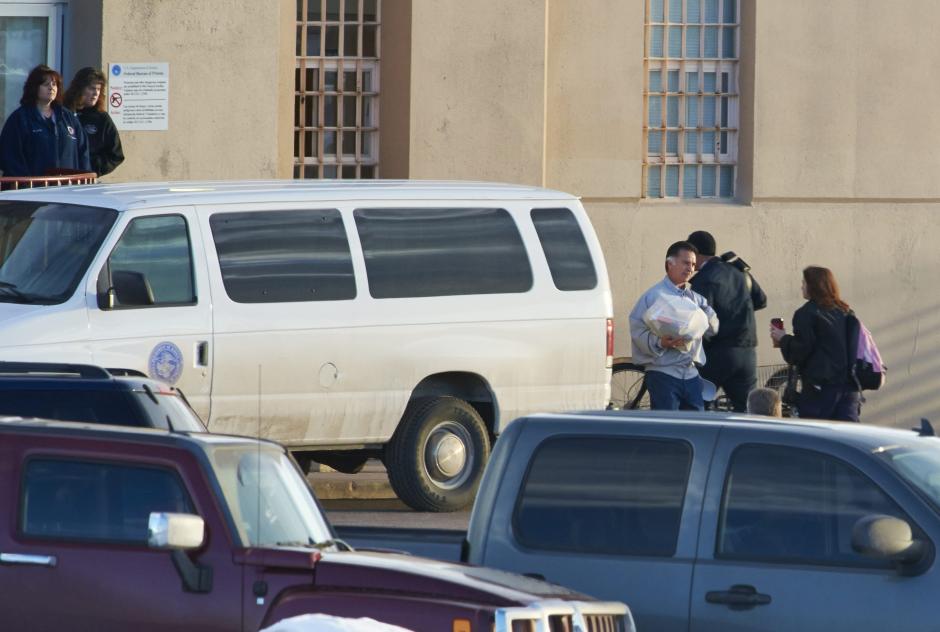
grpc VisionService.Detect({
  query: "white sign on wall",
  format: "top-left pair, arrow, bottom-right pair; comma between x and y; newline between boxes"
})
107,62 -> 169,131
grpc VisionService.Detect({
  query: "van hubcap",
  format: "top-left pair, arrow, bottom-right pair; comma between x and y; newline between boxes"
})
424,421 -> 473,489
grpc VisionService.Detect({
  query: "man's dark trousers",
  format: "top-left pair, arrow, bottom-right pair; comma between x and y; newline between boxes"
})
700,346 -> 756,412
644,370 -> 705,411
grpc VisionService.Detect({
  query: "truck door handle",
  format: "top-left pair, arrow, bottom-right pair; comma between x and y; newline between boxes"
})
705,584 -> 771,608
0,553 -> 57,567
195,341 -> 209,367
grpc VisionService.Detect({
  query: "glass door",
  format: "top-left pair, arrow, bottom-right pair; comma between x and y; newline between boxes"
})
0,3 -> 63,126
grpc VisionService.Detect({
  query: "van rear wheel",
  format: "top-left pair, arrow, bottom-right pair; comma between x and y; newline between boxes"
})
385,396 -> 490,512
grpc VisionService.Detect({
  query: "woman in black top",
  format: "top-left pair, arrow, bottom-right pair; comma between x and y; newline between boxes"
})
770,266 -> 860,421
64,67 -> 124,177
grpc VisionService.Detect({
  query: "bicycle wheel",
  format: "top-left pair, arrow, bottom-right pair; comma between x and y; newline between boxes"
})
609,362 -> 650,410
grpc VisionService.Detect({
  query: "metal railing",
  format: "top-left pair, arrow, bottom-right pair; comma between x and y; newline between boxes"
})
0,172 -> 97,191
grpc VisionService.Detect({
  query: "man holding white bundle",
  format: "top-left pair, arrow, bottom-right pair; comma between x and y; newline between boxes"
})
629,241 -> 719,410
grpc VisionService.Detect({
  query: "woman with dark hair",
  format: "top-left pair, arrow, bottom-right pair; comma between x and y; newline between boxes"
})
64,67 -> 124,176
0,65 -> 91,177
770,266 -> 860,421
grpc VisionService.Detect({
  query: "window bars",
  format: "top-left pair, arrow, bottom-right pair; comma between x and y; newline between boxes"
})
644,0 -> 738,198
295,0 -> 380,179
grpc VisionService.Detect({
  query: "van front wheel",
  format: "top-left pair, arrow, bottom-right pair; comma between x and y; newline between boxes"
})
385,397 -> 490,512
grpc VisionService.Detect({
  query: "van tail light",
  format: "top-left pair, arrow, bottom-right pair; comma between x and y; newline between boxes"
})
606,318 -> 614,369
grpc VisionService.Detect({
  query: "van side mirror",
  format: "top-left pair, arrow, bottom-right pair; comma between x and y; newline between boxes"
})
148,512 -> 205,550
111,270 -> 155,307
851,514 -> 930,573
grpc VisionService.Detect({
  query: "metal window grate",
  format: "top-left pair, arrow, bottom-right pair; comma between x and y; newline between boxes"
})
643,0 -> 738,198
295,0 -> 380,179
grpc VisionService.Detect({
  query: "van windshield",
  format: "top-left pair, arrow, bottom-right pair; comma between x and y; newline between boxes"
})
0,201 -> 116,304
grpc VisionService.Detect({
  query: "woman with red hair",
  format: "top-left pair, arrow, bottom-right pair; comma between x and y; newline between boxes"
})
770,266 -> 860,421
0,65 -> 91,177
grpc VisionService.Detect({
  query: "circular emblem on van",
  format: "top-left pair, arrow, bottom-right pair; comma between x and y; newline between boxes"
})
148,342 -> 184,385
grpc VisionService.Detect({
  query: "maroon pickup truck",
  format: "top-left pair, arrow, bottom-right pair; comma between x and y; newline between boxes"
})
0,419 -> 632,631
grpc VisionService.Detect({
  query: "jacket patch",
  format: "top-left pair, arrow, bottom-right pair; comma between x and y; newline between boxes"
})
84,124 -> 99,135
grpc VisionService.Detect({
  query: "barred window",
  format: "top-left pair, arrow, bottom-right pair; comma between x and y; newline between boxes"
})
644,0 -> 738,198
295,0 -> 380,179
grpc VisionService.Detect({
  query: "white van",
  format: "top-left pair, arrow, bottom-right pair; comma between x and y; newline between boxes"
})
0,180 -> 612,510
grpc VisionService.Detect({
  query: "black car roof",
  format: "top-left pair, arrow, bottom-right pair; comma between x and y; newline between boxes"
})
0,362 -> 164,392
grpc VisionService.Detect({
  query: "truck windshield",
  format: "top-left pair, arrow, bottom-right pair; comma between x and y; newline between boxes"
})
874,439 -> 940,511
0,201 -> 116,304
208,445 -> 333,548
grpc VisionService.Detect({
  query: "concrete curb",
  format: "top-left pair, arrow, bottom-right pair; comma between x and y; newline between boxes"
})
306,460 -> 397,500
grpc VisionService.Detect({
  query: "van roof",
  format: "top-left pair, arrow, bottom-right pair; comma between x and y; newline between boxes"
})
0,180 -> 580,210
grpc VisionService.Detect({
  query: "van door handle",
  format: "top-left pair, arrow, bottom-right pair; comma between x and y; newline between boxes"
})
195,341 -> 209,367
705,584 -> 771,608
0,553 -> 57,567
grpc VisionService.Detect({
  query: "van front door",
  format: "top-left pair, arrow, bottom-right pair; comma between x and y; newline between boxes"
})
87,209 -> 213,420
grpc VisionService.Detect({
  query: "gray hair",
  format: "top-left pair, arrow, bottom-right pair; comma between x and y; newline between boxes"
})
747,387 -> 782,417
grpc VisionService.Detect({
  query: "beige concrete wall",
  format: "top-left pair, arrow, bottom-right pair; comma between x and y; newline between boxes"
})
407,0 -> 546,184
544,0 -> 643,198
592,200 -> 938,429
97,0 -> 293,182
753,0 -> 940,200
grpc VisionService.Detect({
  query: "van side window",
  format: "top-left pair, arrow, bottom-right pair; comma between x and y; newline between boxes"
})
530,208 -> 598,291
101,215 -> 195,308
718,444 -> 914,567
209,209 -> 356,303
354,208 -> 533,298
513,436 -> 691,556
22,459 -> 193,543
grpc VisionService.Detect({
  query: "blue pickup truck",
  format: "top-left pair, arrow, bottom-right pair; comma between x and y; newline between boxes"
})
343,411 -> 940,631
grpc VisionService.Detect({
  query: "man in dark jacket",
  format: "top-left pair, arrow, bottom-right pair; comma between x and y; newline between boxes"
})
687,230 -> 767,411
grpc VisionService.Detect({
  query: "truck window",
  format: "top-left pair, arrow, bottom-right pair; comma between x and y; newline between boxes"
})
530,208 -> 598,291
513,436 -> 691,556
354,207 -> 533,298
209,209 -> 356,303
105,215 -> 196,306
718,444 -> 913,567
22,459 -> 193,543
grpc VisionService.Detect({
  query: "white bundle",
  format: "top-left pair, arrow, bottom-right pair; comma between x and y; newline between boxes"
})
642,294 -> 709,352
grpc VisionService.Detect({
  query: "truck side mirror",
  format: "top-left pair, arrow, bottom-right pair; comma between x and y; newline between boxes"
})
148,512 -> 205,550
851,514 -> 930,573
149,512 -> 213,593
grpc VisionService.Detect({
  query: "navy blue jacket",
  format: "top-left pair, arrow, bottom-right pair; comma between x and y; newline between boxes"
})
690,256 -> 767,349
0,104 -> 91,177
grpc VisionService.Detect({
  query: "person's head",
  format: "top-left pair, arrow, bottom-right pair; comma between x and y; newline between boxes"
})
21,65 -> 63,107
64,67 -> 107,112
747,387 -> 782,417
686,230 -> 716,265
665,241 -> 698,285
802,266 -> 849,312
